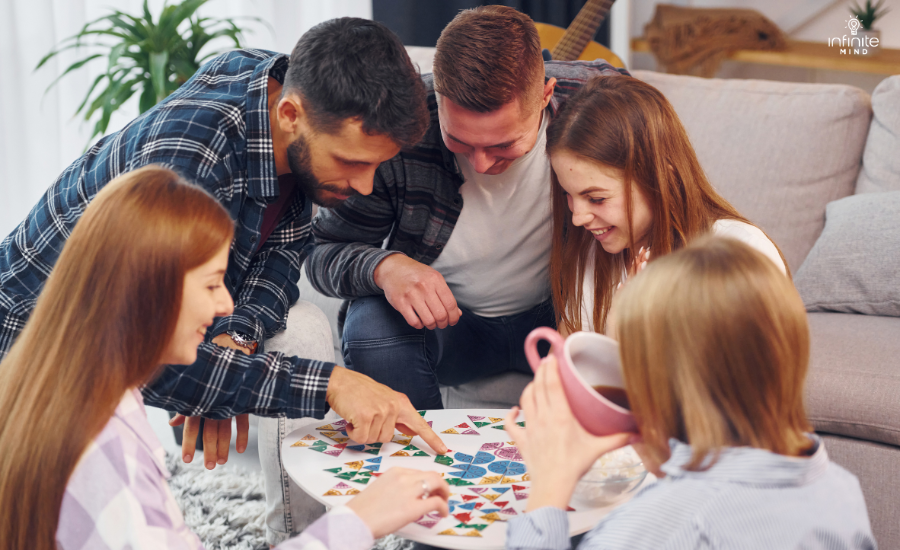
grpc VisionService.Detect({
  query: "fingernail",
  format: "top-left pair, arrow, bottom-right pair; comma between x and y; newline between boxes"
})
237,445 -> 246,453
217,458 -> 226,464
206,461 -> 215,469
183,454 -> 192,463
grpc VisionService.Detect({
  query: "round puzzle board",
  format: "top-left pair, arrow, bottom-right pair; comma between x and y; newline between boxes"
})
282,409 -> 644,549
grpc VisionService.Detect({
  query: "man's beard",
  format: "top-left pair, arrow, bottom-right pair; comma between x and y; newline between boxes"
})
287,133 -> 358,208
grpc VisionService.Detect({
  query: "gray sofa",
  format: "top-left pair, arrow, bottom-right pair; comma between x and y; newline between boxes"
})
297,67 -> 900,548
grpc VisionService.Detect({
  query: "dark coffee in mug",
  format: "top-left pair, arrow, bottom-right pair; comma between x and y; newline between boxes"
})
591,385 -> 630,410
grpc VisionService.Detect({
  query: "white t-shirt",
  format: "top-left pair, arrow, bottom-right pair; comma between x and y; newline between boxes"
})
579,219 -> 786,332
430,109 -> 552,317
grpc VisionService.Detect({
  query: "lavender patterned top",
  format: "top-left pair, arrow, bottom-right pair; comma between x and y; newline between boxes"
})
56,389 -> 373,550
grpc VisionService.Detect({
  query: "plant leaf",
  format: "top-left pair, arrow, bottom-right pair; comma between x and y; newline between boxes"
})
149,50 -> 170,103
42,53 -> 103,94
139,84 -> 156,114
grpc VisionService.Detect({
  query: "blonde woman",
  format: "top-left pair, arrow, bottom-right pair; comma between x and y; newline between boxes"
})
547,75 -> 787,337
506,237 -> 874,549
0,167 -> 449,550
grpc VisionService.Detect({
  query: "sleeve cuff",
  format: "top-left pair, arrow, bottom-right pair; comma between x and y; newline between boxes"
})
275,505 -> 374,550
507,506 -> 571,550
359,249 -> 405,296
210,311 -> 265,343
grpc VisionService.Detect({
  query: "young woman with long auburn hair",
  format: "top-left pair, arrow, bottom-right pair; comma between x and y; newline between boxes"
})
505,237 -> 874,549
0,166 -> 450,550
546,75 -> 788,337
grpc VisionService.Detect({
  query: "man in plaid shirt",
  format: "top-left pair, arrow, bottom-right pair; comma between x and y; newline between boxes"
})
0,17 -> 448,545
307,6 -> 628,408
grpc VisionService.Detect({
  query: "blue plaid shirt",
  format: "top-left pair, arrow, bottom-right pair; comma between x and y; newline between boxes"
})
0,49 -> 334,419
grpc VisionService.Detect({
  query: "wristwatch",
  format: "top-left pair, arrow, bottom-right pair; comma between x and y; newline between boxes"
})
226,331 -> 258,353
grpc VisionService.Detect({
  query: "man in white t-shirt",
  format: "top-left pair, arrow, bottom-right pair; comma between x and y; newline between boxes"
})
306,6 -> 627,408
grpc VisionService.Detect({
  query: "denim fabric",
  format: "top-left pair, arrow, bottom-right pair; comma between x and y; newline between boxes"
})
341,297 -> 555,409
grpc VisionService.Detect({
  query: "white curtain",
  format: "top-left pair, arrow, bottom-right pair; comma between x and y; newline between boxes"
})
0,0 -> 372,237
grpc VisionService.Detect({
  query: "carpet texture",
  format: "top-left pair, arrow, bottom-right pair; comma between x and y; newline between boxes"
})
166,454 -> 414,550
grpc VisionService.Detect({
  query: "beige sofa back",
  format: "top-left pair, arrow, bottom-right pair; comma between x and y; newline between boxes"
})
632,70 -> 871,272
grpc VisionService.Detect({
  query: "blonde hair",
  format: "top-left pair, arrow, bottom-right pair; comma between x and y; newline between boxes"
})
0,166 -> 234,550
547,76 -> 789,335
616,236 -> 811,470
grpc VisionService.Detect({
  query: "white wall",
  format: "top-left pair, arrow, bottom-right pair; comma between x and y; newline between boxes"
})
0,0 -> 372,238
626,0 -> 897,93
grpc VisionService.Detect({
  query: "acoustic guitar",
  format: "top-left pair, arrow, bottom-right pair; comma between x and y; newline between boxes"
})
533,0 -> 623,68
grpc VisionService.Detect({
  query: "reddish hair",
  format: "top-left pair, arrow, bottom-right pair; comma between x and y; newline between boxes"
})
618,237 -> 812,470
547,75 -> 788,334
433,5 -> 544,113
0,166 -> 234,550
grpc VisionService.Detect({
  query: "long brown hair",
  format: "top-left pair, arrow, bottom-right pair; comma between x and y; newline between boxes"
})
616,236 -> 812,470
547,75 -> 788,334
0,166 -> 234,550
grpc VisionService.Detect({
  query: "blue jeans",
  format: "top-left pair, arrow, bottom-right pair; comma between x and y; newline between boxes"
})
341,296 -> 555,409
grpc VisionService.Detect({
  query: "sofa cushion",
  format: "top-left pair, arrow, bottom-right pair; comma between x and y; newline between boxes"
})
806,312 -> 900,447
795,192 -> 900,316
856,75 -> 900,194
632,70 -> 871,271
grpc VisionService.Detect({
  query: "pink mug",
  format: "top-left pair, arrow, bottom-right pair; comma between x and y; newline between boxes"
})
524,327 -> 637,436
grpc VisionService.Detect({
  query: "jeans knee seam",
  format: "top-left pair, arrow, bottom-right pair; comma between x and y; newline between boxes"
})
345,334 -> 425,349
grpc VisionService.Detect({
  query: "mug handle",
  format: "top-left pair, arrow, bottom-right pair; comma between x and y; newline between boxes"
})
524,327 -> 566,373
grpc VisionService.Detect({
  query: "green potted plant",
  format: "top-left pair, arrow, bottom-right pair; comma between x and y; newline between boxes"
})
849,0 -> 889,56
37,0 -> 261,143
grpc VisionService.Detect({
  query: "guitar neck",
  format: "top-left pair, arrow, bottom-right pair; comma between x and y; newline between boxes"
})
551,0 -> 615,62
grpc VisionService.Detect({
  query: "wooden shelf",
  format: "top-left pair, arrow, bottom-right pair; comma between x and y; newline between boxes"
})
631,38 -> 900,75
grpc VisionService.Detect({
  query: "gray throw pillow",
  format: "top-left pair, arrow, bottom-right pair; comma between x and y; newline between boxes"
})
856,75 -> 900,194
795,192 -> 900,316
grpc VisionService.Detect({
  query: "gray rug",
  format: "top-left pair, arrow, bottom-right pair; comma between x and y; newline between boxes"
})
166,454 -> 414,550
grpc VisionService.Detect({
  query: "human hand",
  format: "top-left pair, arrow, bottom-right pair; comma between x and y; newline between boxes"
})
605,246 -> 651,340
169,414 -> 250,469
326,366 -> 449,454
506,356 -> 632,512
346,468 -> 450,539
169,334 -> 253,469
373,254 -> 462,330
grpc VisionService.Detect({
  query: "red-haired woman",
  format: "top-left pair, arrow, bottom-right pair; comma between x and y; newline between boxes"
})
0,166 -> 448,550
546,75 -> 787,338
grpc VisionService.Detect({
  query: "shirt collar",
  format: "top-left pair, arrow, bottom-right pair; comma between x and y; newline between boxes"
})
245,53 -> 289,201
660,434 -> 830,487
114,388 -> 170,478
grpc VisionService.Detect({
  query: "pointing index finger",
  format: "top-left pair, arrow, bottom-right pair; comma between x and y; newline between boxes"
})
399,409 -> 448,454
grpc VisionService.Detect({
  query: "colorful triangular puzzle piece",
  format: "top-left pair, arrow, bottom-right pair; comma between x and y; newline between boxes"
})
479,475 -> 503,485
301,434 -> 318,441
366,456 -> 382,463
316,424 -> 334,430
446,478 -> 475,486
441,428 -> 459,435
290,441 -> 309,447
434,455 -> 454,466
455,422 -> 471,429
489,417 -> 504,423
391,450 -> 410,457
344,461 -> 364,470
438,529 -> 458,536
